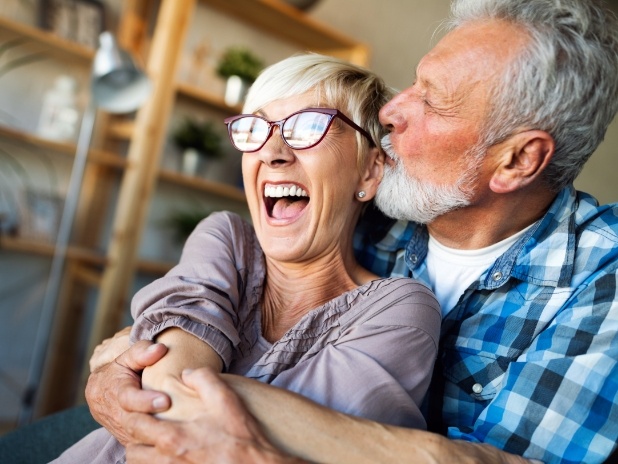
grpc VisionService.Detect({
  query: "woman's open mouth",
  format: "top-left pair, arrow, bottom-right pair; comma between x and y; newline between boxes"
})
264,183 -> 310,220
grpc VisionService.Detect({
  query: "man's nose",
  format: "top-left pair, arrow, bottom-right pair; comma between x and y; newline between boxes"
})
379,93 -> 408,132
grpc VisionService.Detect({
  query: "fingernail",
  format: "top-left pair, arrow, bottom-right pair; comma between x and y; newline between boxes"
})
152,396 -> 167,410
147,343 -> 162,352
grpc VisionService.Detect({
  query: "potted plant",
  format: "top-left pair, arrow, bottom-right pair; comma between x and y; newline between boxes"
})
172,117 -> 223,176
216,46 -> 264,106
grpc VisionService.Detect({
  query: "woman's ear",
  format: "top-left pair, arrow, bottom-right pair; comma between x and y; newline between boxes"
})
356,147 -> 385,202
489,130 -> 555,194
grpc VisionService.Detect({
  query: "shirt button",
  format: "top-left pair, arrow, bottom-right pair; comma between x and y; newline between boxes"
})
472,383 -> 483,394
410,254 -> 418,264
492,271 -> 503,281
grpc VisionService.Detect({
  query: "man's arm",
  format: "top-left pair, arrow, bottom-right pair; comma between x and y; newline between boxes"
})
87,334 -> 530,463
124,368 -> 530,464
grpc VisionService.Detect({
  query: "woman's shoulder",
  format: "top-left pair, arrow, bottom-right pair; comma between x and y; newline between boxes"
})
198,211 -> 252,234
362,277 -> 438,306
187,211 -> 262,264
343,277 -> 441,330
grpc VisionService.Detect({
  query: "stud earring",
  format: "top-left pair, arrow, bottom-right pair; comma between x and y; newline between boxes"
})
357,191 -> 366,199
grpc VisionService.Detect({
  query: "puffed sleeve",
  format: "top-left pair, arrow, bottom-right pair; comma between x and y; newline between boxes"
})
130,211 -> 263,369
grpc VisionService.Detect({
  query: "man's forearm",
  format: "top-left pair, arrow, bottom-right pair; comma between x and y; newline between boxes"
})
224,375 -> 530,464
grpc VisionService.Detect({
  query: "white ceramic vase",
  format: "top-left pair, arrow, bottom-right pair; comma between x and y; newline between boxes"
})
181,148 -> 201,176
224,75 -> 250,107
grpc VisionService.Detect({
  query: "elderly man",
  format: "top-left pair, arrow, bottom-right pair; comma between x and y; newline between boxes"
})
86,0 -> 618,462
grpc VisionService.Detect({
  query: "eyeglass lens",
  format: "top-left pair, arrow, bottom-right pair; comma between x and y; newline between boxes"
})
229,111 -> 333,152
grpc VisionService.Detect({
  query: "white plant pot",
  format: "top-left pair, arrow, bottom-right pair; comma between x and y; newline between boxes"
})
224,75 -> 250,107
181,148 -> 201,176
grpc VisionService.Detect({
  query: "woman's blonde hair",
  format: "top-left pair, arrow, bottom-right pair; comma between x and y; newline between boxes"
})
243,53 -> 394,170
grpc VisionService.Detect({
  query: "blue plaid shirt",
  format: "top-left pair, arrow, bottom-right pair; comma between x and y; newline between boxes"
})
354,187 -> 618,464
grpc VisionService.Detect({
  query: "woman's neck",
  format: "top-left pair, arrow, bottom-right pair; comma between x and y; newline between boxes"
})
260,253 -> 375,342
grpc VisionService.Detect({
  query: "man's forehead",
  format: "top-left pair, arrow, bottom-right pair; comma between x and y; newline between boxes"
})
413,50 -> 466,98
414,22 -> 523,96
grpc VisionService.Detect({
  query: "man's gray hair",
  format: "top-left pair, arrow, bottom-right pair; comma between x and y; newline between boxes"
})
446,0 -> 618,191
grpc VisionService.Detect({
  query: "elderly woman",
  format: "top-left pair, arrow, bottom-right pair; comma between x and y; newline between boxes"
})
52,53 -> 440,462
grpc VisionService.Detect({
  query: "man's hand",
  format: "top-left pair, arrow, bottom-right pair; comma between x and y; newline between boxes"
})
125,368 -> 304,464
85,339 -> 171,446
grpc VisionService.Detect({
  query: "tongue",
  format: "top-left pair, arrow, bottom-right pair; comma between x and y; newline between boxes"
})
271,198 -> 308,219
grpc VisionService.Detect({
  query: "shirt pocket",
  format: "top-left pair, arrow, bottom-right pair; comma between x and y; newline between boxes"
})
441,346 -> 508,401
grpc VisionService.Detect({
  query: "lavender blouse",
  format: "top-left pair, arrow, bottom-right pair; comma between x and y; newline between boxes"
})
130,211 -> 441,428
52,212 -> 440,464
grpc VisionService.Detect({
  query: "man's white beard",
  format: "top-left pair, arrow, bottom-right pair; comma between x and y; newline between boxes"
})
375,135 -> 480,224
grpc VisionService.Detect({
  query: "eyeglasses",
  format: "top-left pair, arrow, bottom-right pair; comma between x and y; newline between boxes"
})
223,107 -> 373,153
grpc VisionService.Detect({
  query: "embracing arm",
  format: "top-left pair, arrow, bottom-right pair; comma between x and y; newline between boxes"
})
227,374 -> 531,464
87,328 -> 531,463
123,368 -> 528,464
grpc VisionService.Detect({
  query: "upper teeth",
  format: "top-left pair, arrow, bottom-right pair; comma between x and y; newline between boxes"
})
264,185 -> 308,198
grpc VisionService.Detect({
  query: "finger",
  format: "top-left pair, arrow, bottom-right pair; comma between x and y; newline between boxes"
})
86,354 -> 170,427
182,368 -> 237,411
124,412 -> 183,451
118,380 -> 171,414
90,330 -> 132,372
114,340 -> 168,372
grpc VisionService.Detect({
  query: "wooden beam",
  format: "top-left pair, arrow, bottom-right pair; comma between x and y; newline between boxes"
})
86,0 -> 197,358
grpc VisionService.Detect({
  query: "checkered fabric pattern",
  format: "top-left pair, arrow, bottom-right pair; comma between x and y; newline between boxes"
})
353,187 -> 618,463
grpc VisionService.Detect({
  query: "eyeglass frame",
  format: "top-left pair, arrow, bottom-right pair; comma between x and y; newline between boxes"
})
223,107 -> 374,153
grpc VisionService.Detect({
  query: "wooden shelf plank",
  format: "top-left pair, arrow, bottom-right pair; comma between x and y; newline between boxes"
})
158,167 -> 247,203
175,81 -> 242,113
199,0 -> 369,64
107,83 -> 239,140
0,125 -> 128,169
0,16 -> 94,63
106,117 -> 135,140
72,263 -> 103,287
0,235 -> 107,266
136,258 -> 174,275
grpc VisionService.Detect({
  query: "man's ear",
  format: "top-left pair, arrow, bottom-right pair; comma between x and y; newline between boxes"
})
489,130 -> 555,194
356,147 -> 385,202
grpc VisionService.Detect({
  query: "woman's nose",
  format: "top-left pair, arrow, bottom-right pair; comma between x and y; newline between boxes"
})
257,126 -> 295,167
379,92 -> 408,132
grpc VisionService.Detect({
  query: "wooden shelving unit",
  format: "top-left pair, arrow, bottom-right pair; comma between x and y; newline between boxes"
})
0,235 -> 106,267
0,125 -> 127,169
0,15 -> 94,62
0,0 -> 369,420
158,168 -> 246,202
176,81 -> 243,112
199,0 -> 369,65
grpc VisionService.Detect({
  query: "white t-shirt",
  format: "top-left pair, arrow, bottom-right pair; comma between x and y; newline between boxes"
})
427,226 -> 533,317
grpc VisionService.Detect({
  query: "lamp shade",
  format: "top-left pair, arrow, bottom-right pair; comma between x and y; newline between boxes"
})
91,32 -> 151,114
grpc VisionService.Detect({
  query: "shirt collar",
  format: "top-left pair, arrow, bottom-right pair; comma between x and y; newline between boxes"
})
398,187 -> 578,289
